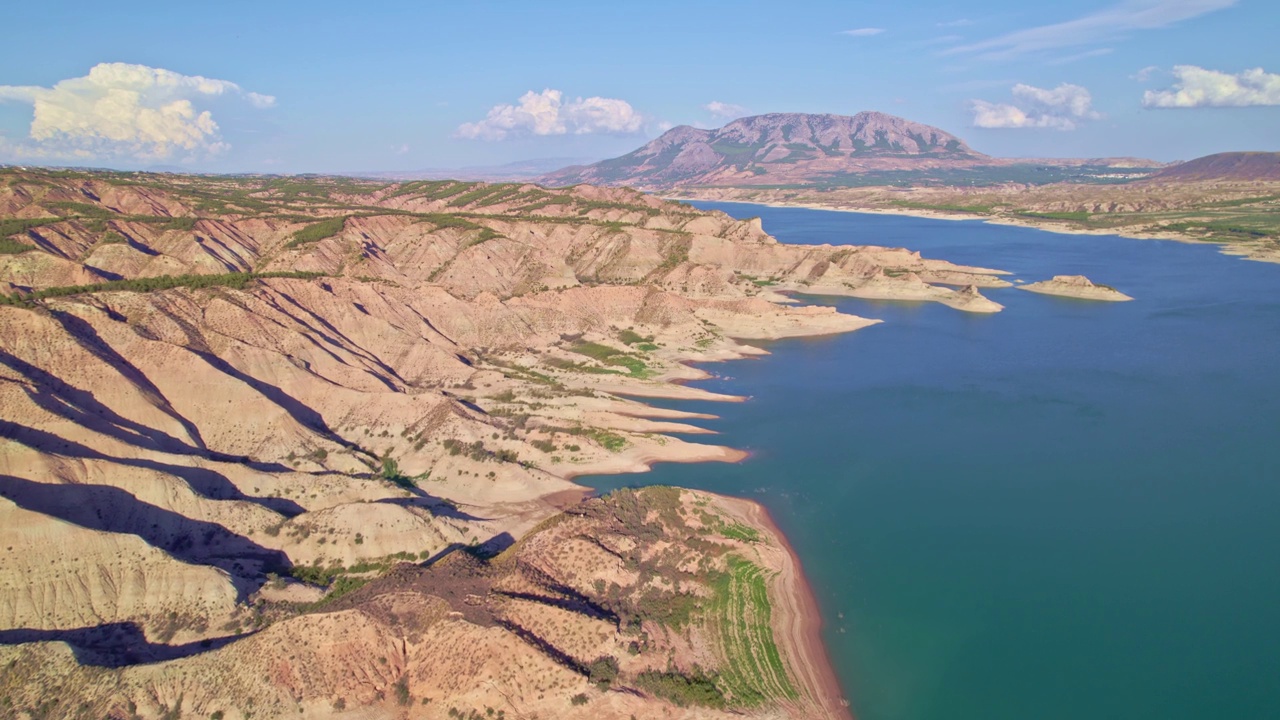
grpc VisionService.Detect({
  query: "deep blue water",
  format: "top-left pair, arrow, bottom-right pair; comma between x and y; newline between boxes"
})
583,203 -> 1280,720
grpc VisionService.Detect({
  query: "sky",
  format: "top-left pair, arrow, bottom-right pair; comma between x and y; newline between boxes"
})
1,0 -> 1278,173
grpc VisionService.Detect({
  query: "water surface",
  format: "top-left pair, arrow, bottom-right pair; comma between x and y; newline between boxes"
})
583,203 -> 1280,720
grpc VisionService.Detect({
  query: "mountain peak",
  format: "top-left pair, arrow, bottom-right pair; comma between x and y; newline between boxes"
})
542,111 -> 983,188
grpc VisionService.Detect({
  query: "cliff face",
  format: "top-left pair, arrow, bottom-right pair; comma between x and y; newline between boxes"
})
0,168 -> 1009,717
543,111 -> 984,188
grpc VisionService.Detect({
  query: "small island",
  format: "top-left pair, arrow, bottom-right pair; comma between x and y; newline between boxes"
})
1019,275 -> 1133,302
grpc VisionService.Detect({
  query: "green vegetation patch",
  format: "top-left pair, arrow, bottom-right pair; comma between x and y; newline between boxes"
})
719,523 -> 761,543
0,217 -> 61,242
707,556 -> 797,706
285,216 -> 347,248
635,669 -> 726,709
617,329 -> 654,346
585,428 -> 627,452
0,271 -> 325,306
567,340 -> 654,378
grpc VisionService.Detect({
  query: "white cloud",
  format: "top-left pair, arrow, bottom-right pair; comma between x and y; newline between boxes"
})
456,89 -> 644,141
0,62 -> 274,161
945,0 -> 1236,60
1132,65 -> 1161,81
703,101 -> 748,119
970,83 -> 1102,130
840,28 -> 885,37
1143,65 -> 1280,108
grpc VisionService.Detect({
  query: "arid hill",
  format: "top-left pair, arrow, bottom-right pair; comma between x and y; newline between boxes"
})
1143,151 -> 1280,183
0,486 -> 848,720
0,168 -> 1019,717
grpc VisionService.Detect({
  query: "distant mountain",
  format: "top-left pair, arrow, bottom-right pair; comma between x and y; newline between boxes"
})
1145,152 -> 1280,182
361,157 -> 598,182
542,112 -> 986,188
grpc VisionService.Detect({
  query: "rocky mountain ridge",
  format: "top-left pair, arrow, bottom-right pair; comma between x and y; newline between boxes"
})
541,112 -> 1157,189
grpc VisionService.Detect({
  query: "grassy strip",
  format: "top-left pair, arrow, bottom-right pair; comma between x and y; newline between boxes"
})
284,216 -> 347,248
888,200 -> 996,215
0,271 -> 325,306
710,556 -> 797,705
568,340 -> 654,378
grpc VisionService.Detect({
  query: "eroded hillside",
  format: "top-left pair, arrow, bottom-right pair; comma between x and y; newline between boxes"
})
0,487 -> 848,719
0,168 -> 1009,718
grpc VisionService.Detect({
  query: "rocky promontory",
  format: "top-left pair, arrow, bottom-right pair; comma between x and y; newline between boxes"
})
1019,275 -> 1133,301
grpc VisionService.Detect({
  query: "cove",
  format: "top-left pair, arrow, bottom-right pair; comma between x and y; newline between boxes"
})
581,202 -> 1280,720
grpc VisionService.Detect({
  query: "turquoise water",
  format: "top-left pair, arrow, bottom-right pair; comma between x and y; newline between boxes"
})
583,203 -> 1280,720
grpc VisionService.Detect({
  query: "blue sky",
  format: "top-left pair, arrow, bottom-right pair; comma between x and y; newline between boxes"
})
2,0 -> 1277,172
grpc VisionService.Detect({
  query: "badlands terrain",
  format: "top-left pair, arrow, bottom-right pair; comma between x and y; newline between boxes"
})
0,168 -> 1014,718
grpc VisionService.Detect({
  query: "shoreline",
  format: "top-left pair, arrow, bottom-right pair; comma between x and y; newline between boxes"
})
675,195 -> 1280,265
537,338 -> 853,717
729,493 -> 854,719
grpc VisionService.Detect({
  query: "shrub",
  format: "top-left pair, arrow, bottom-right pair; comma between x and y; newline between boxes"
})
586,656 -> 619,689
634,669 -> 725,708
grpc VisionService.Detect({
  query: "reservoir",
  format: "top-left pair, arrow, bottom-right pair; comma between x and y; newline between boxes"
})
584,202 -> 1280,720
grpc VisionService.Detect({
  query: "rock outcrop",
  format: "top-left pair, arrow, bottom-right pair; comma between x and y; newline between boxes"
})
1019,275 -> 1133,301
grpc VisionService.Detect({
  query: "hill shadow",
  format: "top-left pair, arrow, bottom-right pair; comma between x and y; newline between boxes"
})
0,472 -> 289,600
48,309 -> 211,453
375,487 -> 487,522
0,420 -> 304,517
0,623 -> 250,668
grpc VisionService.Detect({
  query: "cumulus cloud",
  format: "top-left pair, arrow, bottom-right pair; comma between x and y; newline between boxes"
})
970,83 -> 1102,130
456,89 -> 644,141
945,0 -> 1236,60
840,28 -> 885,37
0,62 -> 274,161
703,101 -> 748,119
1143,65 -> 1280,108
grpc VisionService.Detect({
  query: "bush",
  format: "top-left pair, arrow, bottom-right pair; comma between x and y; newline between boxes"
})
634,669 -> 725,708
586,656 -> 619,689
